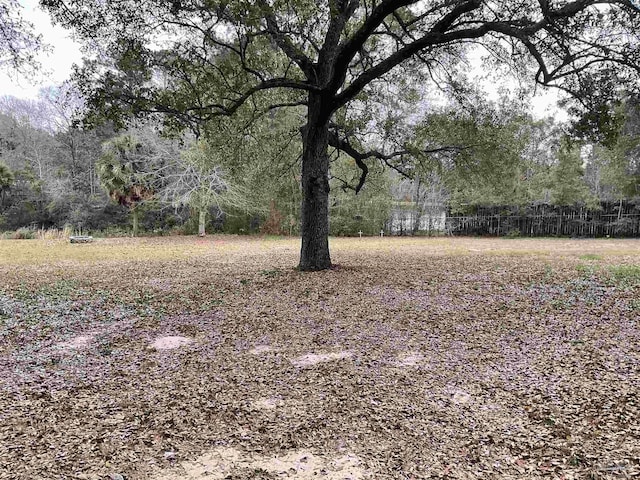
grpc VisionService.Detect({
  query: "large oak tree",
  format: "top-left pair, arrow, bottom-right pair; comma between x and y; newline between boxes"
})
42,0 -> 640,269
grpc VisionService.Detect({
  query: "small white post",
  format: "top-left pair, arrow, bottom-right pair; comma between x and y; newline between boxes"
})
358,230 -> 363,238
380,229 -> 384,237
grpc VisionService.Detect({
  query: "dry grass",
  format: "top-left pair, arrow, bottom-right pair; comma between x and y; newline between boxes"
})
2,235 -> 638,266
0,235 -> 639,480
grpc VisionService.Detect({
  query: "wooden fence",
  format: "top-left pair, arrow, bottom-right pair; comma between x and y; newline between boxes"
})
446,203 -> 640,237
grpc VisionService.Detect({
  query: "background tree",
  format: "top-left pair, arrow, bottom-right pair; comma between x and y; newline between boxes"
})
583,97 -> 640,227
42,0 -> 640,268
550,138 -> 595,206
412,107 -> 534,212
0,92 -> 120,231
39,84 -> 98,193
390,171 -> 449,235
0,97 -> 57,182
0,160 -> 14,211
330,155 -> 392,236
160,139 -> 251,236
594,136 -> 640,204
97,127 -> 179,236
0,102 -> 58,227
211,106 -> 304,235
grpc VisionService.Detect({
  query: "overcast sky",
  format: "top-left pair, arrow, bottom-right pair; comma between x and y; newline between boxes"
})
0,0 -> 82,98
2,0 -> 567,121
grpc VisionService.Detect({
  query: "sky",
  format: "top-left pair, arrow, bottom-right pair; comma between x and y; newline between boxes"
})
0,0 -> 82,99
2,0 -> 567,121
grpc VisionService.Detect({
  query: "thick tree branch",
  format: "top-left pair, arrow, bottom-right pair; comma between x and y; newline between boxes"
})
334,25 -> 490,108
259,2 -> 316,79
322,1 -> 359,55
332,0 -> 482,91
101,77 -> 313,134
334,0 -> 420,78
195,78 -> 318,116
327,130 -> 370,193
327,127 -> 474,193
333,0 -> 616,109
318,0 -> 360,83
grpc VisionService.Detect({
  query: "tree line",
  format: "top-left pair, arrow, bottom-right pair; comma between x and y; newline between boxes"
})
1,87 -> 637,238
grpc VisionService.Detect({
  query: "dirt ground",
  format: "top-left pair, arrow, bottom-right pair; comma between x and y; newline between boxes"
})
0,235 -> 639,479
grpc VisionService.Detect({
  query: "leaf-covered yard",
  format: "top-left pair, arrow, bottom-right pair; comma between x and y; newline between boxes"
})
1,236 -> 639,480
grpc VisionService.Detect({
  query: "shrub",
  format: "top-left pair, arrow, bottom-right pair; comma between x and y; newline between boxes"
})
260,201 -> 285,235
92,226 -> 131,238
11,227 -> 36,239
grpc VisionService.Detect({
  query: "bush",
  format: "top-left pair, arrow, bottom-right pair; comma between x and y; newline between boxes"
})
1,202 -> 42,231
222,210 -> 262,234
260,201 -> 286,235
610,217 -> 637,237
11,227 -> 36,239
330,215 -> 363,236
92,226 -> 132,238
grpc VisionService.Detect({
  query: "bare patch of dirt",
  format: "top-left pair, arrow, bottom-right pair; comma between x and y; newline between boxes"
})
291,350 -> 352,367
248,344 -> 276,355
451,389 -> 472,404
392,350 -> 424,367
150,335 -> 193,350
147,278 -> 174,292
154,447 -> 368,479
56,334 -> 94,351
250,397 -> 285,410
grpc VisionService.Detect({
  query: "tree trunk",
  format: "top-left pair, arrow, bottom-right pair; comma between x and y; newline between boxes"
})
198,209 -> 206,237
132,206 -> 139,237
412,178 -> 423,235
298,94 -> 332,271
618,198 -> 623,221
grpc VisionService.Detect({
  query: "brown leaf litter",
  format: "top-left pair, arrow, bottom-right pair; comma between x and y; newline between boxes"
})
0,236 -> 639,479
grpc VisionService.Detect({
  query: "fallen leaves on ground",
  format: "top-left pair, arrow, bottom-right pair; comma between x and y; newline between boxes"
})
0,236 -> 639,479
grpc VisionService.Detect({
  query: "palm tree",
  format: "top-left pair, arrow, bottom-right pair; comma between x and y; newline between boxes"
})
98,135 -> 154,236
0,161 -> 15,208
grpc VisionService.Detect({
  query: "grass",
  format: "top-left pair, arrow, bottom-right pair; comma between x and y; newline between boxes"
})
579,253 -> 602,261
0,235 -> 639,480
0,236 -> 211,264
0,226 -> 75,240
608,264 -> 640,287
576,263 -> 597,276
